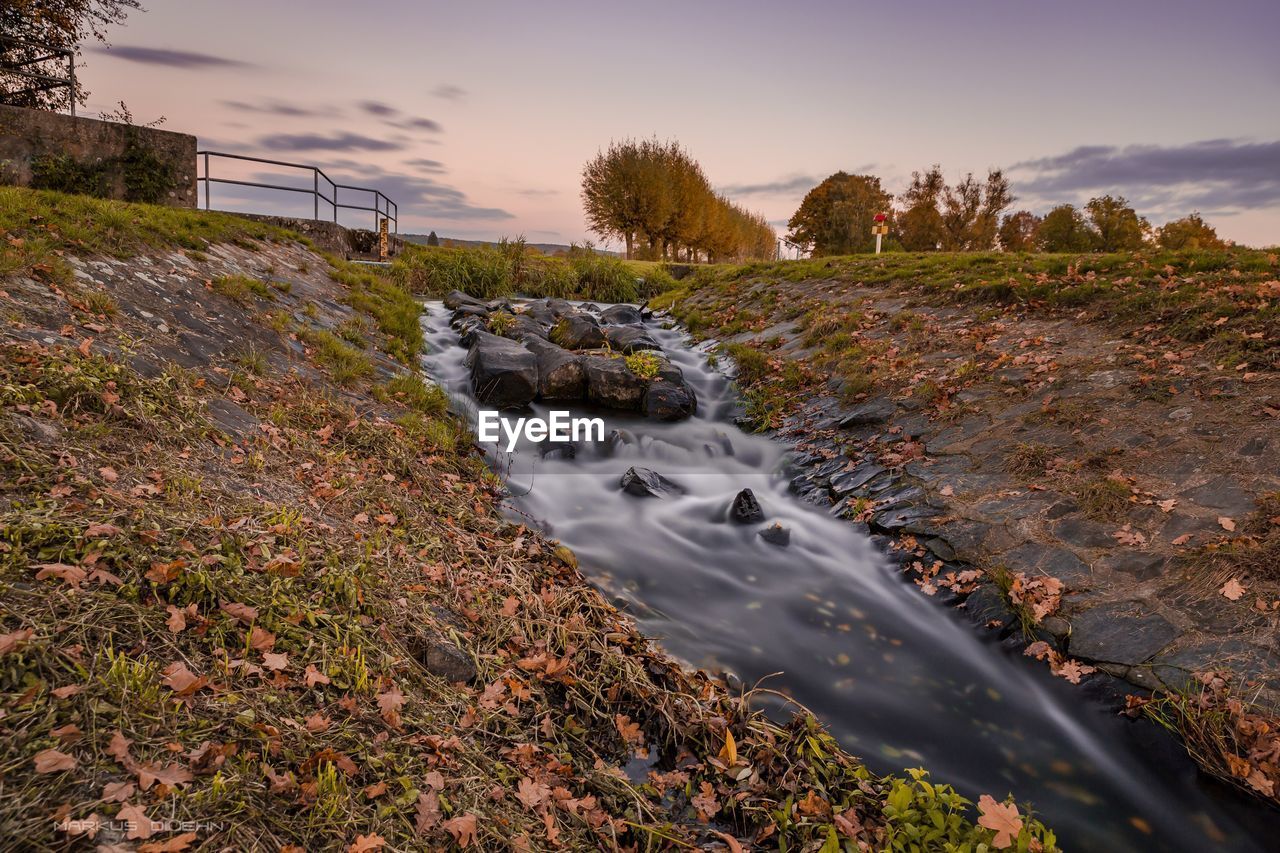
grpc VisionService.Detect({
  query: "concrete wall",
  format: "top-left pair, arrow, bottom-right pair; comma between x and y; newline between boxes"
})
0,104 -> 197,207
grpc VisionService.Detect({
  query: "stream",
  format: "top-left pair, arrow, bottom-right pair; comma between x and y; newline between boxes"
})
419,301 -> 1277,851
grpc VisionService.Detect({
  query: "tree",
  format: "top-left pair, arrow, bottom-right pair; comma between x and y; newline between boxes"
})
1156,213 -> 1226,251
1,0 -> 140,110
1037,204 -> 1095,252
998,211 -> 1042,252
1085,195 -> 1149,252
426,231 -> 439,246
785,172 -> 891,256
581,138 -> 773,262
896,165 -> 946,251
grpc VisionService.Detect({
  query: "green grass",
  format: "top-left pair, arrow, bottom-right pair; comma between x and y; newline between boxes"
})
327,257 -> 424,364
299,328 -> 374,385
211,273 -> 274,304
624,350 -> 661,380
375,373 -> 448,415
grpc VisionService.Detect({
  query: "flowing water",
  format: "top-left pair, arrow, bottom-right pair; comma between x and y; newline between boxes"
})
420,302 -> 1277,851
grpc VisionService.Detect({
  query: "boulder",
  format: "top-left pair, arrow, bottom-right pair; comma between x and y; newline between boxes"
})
644,378 -> 697,421
465,331 -> 537,408
455,316 -> 485,347
600,304 -> 643,325
604,325 -> 661,353
758,523 -> 791,546
582,355 -> 645,410
552,313 -> 607,350
450,304 -> 489,326
497,313 -> 549,342
730,488 -> 765,523
547,298 -> 575,318
444,289 -> 485,310
524,338 -> 586,400
620,466 -> 683,498
521,300 -> 558,326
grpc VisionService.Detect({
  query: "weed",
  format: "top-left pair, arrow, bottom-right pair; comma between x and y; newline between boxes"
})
624,351 -> 662,380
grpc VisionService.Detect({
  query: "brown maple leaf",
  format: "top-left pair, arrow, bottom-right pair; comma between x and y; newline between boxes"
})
516,776 -> 551,810
977,794 -> 1023,849
442,813 -> 478,847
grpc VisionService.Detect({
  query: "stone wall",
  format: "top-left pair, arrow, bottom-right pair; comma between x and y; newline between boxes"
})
0,104 -> 197,207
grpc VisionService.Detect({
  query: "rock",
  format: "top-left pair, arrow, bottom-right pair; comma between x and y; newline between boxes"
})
582,355 -> 645,410
1095,552 -> 1167,581
730,488 -> 765,523
600,304 -> 644,325
497,313 -> 550,342
411,635 -> 477,684
872,504 -> 942,531
1052,516 -> 1115,549
838,399 -> 895,427
207,398 -> 259,440
521,300 -> 558,325
1179,475 -> 1257,517
604,325 -> 661,353
546,298 -> 575,318
10,413 -> 64,445
1001,542 -> 1090,583
551,313 -> 607,350
644,378 -> 697,421
620,466 -> 683,498
524,338 -> 585,400
465,331 -> 538,408
444,289 -> 485,310
830,463 -> 886,497
759,523 -> 791,546
1067,603 -> 1181,664
450,303 -> 489,326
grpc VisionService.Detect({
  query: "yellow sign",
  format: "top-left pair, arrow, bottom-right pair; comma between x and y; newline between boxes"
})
378,218 -> 389,261
872,224 -> 889,236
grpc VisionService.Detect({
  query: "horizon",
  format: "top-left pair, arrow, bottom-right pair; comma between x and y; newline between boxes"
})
76,0 -> 1280,247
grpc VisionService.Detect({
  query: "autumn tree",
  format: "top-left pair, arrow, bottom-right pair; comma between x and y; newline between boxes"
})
1037,204 -> 1095,252
581,138 -> 773,262
1156,212 -> 1226,251
1,0 -> 139,110
1085,195 -> 1149,252
998,211 -> 1042,252
895,166 -> 947,251
785,172 -> 891,256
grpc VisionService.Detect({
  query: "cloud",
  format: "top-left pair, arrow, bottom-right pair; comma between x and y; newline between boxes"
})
515,188 -> 558,198
1011,139 -> 1280,218
359,100 -> 399,118
719,174 -> 820,197
223,100 -> 332,118
255,131 -> 406,153
93,45 -> 254,69
392,116 -> 443,133
433,85 -> 467,101
404,158 -> 447,173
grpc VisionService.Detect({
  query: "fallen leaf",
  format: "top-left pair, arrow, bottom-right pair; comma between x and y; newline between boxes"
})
363,781 -> 388,799
161,661 -> 207,695
52,684 -> 83,699
442,813 -> 478,847
516,776 -> 550,810
136,762 -> 194,791
262,652 -> 289,672
220,602 -> 258,624
415,792 -> 442,834
304,713 -> 330,733
249,626 -> 276,651
103,781 -> 136,802
35,562 -> 87,588
1219,516 -> 1237,532
377,683 -> 404,726
349,833 -> 385,852
977,794 -> 1022,849
116,803 -> 154,839
108,730 -> 133,765
34,748 -> 77,773
138,832 -> 197,853
1220,578 -> 1246,601
166,606 -> 188,633
1171,533 -> 1194,546
98,465 -> 118,482
0,628 -> 34,654
304,664 -> 331,688
84,522 -> 123,538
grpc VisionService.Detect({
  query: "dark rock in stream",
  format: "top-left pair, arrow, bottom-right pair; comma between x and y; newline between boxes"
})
523,338 -> 585,400
620,466 -> 683,498
583,355 -> 645,410
600,303 -> 643,325
759,523 -> 791,546
604,324 -> 661,353
730,488 -> 765,523
1068,603 -> 1182,665
552,313 -> 607,349
644,378 -> 697,421
465,331 -> 538,408
444,289 -> 485,310
497,313 -> 550,342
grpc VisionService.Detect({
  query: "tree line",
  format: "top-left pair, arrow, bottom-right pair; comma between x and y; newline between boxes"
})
582,139 -> 776,262
787,167 -> 1228,256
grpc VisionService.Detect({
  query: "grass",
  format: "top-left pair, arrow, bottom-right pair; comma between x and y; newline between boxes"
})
623,350 -> 661,380
391,240 -> 679,304
211,273 -> 274,304
1006,442 -> 1057,478
327,257 -> 424,364
1075,476 -> 1132,520
375,373 -> 448,415
299,328 -> 374,385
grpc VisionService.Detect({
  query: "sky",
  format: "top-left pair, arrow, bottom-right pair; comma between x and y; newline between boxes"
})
76,0 -> 1280,247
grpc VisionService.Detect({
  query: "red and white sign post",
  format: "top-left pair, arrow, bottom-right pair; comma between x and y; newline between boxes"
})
872,213 -> 888,255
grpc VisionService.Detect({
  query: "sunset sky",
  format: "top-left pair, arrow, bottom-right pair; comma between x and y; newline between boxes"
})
77,0 -> 1280,247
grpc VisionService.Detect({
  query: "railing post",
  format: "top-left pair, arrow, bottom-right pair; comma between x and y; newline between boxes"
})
313,169 -> 318,220
203,152 -> 210,210
68,51 -> 75,116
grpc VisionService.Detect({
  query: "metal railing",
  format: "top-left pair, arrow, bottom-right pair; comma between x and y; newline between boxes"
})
0,36 -> 77,115
197,151 -> 398,236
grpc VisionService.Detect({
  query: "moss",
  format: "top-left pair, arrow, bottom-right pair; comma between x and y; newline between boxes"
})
624,350 -> 661,380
